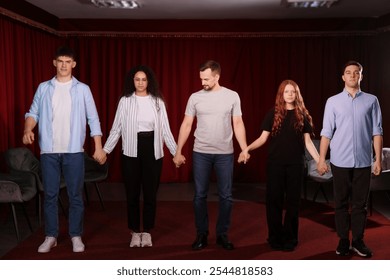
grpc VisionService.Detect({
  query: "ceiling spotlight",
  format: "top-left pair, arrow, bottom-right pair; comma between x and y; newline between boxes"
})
91,0 -> 140,9
282,0 -> 339,8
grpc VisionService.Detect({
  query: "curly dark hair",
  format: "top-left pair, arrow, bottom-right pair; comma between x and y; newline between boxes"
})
121,65 -> 164,110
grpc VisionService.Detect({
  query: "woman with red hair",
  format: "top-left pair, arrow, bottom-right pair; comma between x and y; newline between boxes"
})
238,80 -> 319,251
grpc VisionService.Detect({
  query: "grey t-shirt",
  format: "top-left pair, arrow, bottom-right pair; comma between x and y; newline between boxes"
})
185,87 -> 242,154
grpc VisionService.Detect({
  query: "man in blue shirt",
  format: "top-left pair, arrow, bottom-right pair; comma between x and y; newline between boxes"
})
23,46 -> 106,253
317,60 -> 383,258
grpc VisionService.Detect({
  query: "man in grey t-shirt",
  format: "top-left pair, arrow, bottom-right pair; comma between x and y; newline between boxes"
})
173,60 -> 247,250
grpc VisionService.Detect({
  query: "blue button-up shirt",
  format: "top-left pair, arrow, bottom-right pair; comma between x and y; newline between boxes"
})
320,89 -> 382,168
25,76 -> 102,153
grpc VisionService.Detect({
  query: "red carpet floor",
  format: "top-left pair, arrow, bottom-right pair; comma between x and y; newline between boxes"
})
2,200 -> 390,260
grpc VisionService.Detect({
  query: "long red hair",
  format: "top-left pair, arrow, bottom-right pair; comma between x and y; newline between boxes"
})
271,80 -> 314,137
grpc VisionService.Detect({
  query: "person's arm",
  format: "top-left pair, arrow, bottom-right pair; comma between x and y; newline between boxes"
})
317,136 -> 331,175
92,135 -> 106,164
304,133 -> 320,163
238,130 -> 270,164
372,135 -> 383,176
232,115 -> 247,151
173,115 -> 194,167
22,117 -> 37,145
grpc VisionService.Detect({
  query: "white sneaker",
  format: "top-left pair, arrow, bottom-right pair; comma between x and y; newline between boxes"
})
38,236 -> 57,253
130,232 -> 141,247
71,236 -> 85,253
141,232 -> 153,247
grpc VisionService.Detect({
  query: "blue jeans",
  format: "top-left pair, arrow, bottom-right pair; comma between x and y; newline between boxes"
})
192,151 -> 234,236
41,153 -> 85,237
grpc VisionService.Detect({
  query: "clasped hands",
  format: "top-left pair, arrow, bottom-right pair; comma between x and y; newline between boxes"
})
316,160 -> 330,176
173,153 -> 186,168
237,149 -> 251,164
93,149 -> 107,165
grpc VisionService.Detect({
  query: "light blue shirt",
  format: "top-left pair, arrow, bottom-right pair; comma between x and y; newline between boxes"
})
25,76 -> 102,153
320,89 -> 382,168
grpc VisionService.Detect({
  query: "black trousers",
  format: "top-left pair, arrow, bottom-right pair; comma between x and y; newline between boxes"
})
331,164 -> 371,241
121,133 -> 163,232
266,162 -> 304,244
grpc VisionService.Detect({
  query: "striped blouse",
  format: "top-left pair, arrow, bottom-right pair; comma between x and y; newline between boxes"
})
103,94 -> 177,159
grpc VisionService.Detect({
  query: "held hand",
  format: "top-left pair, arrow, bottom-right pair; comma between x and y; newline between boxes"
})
173,154 -> 186,168
372,160 -> 382,176
93,149 -> 107,165
238,150 -> 250,164
22,130 -> 35,145
316,160 -> 329,176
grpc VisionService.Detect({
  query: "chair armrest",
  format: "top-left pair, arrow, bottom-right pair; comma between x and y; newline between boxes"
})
0,179 -> 23,203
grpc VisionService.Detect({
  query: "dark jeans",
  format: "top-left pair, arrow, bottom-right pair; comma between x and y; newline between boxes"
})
41,153 -> 84,237
331,164 -> 371,241
121,133 -> 162,232
192,151 -> 234,236
266,162 -> 304,244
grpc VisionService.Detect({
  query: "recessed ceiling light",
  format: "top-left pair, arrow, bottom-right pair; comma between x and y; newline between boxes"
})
282,0 -> 339,8
91,0 -> 140,9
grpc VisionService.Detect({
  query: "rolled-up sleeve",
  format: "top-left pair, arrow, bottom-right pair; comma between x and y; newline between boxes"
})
320,98 -> 335,140
372,97 -> 383,136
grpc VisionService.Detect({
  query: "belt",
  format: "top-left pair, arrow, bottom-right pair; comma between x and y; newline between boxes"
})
137,131 -> 154,137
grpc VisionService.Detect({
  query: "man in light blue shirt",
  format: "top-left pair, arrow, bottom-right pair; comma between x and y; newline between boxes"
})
317,61 -> 383,258
23,46 -> 106,253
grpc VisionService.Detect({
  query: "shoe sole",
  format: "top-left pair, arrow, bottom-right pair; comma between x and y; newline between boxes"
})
73,248 -> 85,253
192,244 -> 207,250
351,247 -> 372,258
335,250 -> 349,256
38,242 -> 57,253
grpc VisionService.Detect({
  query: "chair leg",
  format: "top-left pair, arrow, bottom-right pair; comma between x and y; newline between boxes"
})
312,183 -> 329,203
94,182 -> 105,210
10,203 -> 20,242
37,193 -> 42,226
21,203 -> 33,233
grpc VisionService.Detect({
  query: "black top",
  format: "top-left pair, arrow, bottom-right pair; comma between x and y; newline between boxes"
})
261,108 -> 312,164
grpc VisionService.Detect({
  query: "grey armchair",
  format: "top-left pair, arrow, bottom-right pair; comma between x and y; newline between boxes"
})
84,153 -> 108,210
0,173 -> 37,241
304,139 -> 333,203
369,147 -> 390,216
4,147 -> 67,224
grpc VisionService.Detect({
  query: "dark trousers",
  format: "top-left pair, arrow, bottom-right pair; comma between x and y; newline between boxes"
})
121,134 -> 163,232
331,164 -> 371,241
266,162 -> 304,244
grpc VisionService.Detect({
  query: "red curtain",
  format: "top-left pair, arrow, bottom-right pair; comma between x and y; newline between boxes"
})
1,15 -> 389,183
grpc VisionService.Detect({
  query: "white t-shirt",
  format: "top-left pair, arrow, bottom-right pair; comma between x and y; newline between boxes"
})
136,95 -> 155,132
52,79 -> 72,152
185,87 -> 242,154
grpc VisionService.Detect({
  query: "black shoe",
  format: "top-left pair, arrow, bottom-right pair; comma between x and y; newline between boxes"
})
283,240 -> 297,252
216,235 -> 234,250
267,237 -> 283,251
336,238 -> 350,256
191,233 -> 208,250
351,239 -> 373,258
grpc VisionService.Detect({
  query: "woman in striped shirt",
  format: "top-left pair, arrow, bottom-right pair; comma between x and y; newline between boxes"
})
102,65 -> 177,248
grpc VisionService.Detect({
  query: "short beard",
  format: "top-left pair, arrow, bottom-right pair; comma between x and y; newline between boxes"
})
203,84 -> 214,91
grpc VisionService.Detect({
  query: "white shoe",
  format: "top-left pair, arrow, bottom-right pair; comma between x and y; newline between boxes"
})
141,232 -> 153,247
130,232 -> 141,247
38,236 -> 57,253
71,236 -> 85,253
